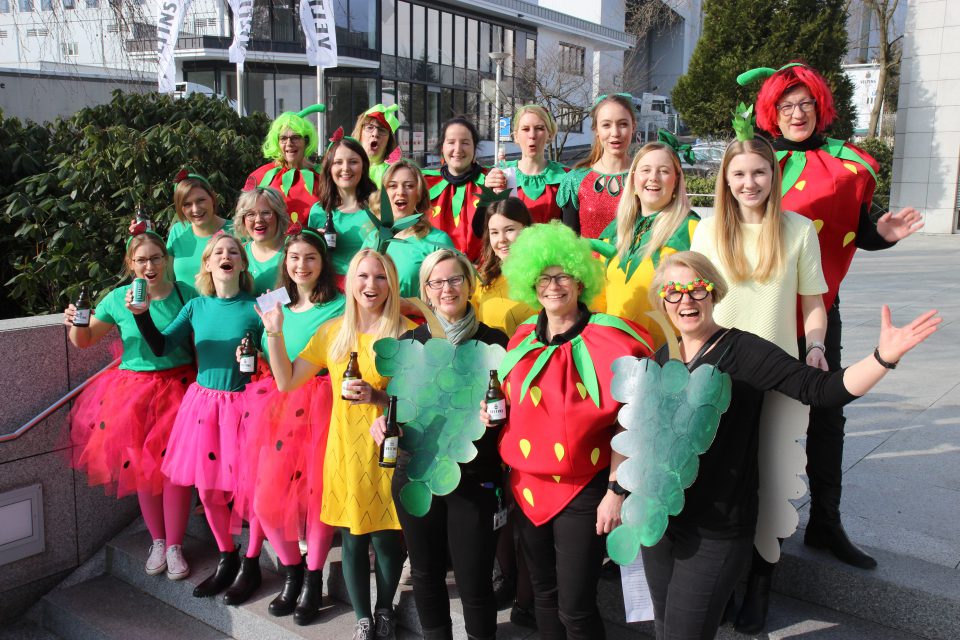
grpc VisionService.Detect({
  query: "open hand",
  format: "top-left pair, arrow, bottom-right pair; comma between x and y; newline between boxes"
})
877,207 -> 924,242
254,297 -> 284,334
877,305 -> 941,363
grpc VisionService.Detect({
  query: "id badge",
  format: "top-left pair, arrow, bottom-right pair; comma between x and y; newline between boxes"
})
493,507 -> 509,531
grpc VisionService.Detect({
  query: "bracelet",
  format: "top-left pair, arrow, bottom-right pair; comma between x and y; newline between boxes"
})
873,347 -> 898,370
607,480 -> 629,496
266,330 -> 283,338
805,341 -> 825,356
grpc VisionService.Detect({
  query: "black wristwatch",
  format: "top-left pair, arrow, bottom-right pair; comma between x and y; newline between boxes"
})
607,480 -> 628,496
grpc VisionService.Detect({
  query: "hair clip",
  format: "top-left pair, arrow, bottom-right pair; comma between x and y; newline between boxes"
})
656,129 -> 696,165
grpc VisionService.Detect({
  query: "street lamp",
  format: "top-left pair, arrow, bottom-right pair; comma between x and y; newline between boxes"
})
489,51 -> 511,166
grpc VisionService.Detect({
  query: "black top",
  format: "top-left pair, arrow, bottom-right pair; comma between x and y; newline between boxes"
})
655,328 -> 858,539
400,321 -> 509,483
534,302 -> 592,345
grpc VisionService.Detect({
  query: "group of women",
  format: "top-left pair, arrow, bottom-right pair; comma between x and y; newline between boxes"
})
64,61 -> 934,640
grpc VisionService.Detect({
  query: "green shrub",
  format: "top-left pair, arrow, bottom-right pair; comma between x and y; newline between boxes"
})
855,137 -> 893,216
685,173 -> 717,207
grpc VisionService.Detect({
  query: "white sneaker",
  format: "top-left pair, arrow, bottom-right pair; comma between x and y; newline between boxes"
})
352,617 -> 373,640
145,539 -> 166,575
165,544 -> 190,580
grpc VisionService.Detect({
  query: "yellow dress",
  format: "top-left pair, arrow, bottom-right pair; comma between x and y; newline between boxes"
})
471,274 -> 537,338
298,316 -> 416,534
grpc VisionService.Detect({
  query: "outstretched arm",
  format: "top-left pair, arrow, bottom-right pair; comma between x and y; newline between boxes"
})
257,301 -> 322,391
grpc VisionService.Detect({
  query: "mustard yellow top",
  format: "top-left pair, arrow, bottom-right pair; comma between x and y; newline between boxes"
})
298,316 -> 417,534
471,274 -> 538,338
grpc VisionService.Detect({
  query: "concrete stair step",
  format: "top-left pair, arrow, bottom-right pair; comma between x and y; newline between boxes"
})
0,620 -> 61,640
40,575 -> 227,640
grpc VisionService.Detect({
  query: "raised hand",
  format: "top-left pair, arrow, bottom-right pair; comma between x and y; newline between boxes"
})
876,207 -> 924,242
485,168 -> 508,192
877,305 -> 941,364
124,287 -> 150,314
254,298 -> 284,334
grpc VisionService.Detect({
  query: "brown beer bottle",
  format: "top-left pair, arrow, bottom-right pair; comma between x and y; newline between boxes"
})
239,331 -> 257,374
341,351 -> 361,400
323,210 -> 337,249
486,370 -> 507,427
73,285 -> 91,328
379,395 -> 400,468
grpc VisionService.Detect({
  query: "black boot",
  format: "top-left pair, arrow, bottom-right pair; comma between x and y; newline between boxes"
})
734,574 -> 770,634
268,558 -> 305,617
421,625 -> 453,640
223,554 -> 263,605
192,547 -> 241,598
293,568 -> 323,625
721,591 -> 736,625
804,516 -> 877,569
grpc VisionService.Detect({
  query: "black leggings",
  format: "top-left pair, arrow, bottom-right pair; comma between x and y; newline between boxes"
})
642,528 -> 753,640
393,465 -> 501,639
516,470 -> 608,640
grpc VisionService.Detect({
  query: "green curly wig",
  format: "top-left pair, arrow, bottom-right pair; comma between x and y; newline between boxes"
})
262,112 -> 320,164
502,220 -> 604,309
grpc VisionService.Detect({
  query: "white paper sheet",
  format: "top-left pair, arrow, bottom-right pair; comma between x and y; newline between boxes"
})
255,287 -> 291,313
620,554 -> 654,623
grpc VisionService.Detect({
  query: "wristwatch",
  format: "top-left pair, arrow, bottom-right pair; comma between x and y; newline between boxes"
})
607,480 -> 629,496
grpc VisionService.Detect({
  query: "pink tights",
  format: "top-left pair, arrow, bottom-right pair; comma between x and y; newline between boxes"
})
137,481 -> 192,546
198,489 -> 236,552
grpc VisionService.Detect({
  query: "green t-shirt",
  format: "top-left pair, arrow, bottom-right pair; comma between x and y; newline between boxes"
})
361,226 -> 455,298
307,205 -> 375,276
159,292 -> 262,391
244,242 -> 283,295
259,294 -> 346,362
166,218 -> 234,285
96,282 -> 199,372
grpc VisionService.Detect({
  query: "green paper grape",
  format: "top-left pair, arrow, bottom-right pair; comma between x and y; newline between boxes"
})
660,360 -> 690,394
638,504 -> 669,547
395,398 -> 418,424
437,368 -> 459,392
688,405 -> 722,453
666,436 -> 694,472
445,436 -> 478,463
670,402 -> 695,434
716,374 -> 732,412
652,427 -> 675,458
407,453 -> 438,482
428,457 -> 461,495
611,429 -> 645,458
399,480 -> 433,517
449,386 -> 475,409
677,452 -> 700,488
607,525 -> 642,566
423,339 -> 455,366
416,384 -> 441,407
686,365 -> 723,407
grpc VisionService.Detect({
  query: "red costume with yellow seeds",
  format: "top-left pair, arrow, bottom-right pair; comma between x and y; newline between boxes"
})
423,166 -> 489,262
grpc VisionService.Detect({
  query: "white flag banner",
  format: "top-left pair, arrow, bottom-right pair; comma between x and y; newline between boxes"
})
227,0 -> 254,72
299,0 -> 338,69
156,0 -> 193,93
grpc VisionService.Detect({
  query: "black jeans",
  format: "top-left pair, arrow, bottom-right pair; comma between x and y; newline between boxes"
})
516,470 -> 608,640
643,527 -> 754,640
393,459 -> 500,640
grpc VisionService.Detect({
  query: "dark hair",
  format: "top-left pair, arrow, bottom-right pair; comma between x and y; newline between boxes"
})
278,231 -> 338,305
316,137 -> 377,213
477,197 -> 533,285
437,116 -> 481,158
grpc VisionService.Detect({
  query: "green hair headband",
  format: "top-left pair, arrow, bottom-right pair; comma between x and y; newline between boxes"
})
593,92 -> 635,108
174,169 -> 213,192
284,212 -> 328,252
364,103 -> 401,133
296,103 -> 327,118
656,129 -> 696,165
324,126 -> 361,155
736,62 -> 806,86
125,229 -> 165,251
731,102 -> 756,142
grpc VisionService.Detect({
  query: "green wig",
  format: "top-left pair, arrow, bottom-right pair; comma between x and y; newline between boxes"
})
502,220 -> 604,310
262,108 -> 322,165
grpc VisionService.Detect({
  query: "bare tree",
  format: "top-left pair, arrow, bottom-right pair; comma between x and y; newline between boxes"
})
622,0 -> 686,94
862,0 -> 901,137
515,52 -> 593,160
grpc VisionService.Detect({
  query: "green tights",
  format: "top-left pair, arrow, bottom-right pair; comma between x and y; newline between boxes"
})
340,528 -> 404,620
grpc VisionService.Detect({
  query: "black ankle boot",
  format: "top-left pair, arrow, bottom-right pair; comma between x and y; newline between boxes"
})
734,574 -> 771,634
268,558 -> 305,617
721,591 -> 736,625
223,554 -> 263,605
804,517 -> 877,569
192,547 -> 241,598
293,568 -> 323,625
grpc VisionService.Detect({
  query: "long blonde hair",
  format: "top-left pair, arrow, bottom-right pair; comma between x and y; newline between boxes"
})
575,94 -> 636,170
194,233 -> 254,295
615,142 -> 691,262
329,249 -> 404,362
712,138 -> 784,283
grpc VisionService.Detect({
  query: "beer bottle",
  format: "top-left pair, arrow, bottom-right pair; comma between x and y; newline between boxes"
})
323,210 -> 337,249
486,370 -> 507,426
379,395 -> 400,468
73,285 -> 91,328
341,351 -> 361,399
134,204 -> 154,233
239,330 -> 257,374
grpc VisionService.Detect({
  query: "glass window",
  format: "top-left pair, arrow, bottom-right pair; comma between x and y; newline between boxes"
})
246,71 -> 271,117
0,0 -> 9,11
273,0 -> 296,42
18,0 -> 31,10
427,8 -> 439,64
411,84 -> 425,158
275,73 -> 301,114
302,75 -> 317,110
427,87 -> 440,155
396,1 -> 410,58
40,0 -> 51,9
334,0 -> 348,29
349,0 -> 375,48
440,12 -> 452,67
187,70 -> 217,95
503,29 -> 514,75
381,0 -> 394,56
63,0 -> 74,8
454,15 -> 465,68
440,88 -> 452,121
412,3 -> 425,63
85,0 -> 97,6
466,18 -> 478,71
397,82 -> 411,151
479,21 -> 490,73
382,80 -> 396,107
326,76 -> 354,139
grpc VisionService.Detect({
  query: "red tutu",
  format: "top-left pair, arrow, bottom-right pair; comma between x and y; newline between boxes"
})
233,374 -> 333,541
161,383 -> 245,492
68,365 -> 195,498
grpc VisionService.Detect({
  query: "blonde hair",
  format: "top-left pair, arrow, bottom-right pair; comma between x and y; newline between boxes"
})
123,234 -> 169,279
232,187 -> 290,242
173,178 -> 219,224
712,138 -> 785,283
370,161 -> 433,239
194,233 -> 253,296
329,249 -> 404,362
513,105 -> 558,140
575,94 -> 636,169
648,251 -> 729,310
615,142 -> 692,262
418,249 -> 477,302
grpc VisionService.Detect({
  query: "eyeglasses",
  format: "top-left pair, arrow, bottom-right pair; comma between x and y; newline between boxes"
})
363,123 -> 389,136
425,274 -> 466,290
133,256 -> 164,267
536,273 -> 575,288
279,134 -> 305,144
243,210 -> 276,221
776,100 -> 816,116
662,287 -> 711,304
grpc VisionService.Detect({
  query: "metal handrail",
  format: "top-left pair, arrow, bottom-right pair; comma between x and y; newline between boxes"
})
0,357 -> 122,444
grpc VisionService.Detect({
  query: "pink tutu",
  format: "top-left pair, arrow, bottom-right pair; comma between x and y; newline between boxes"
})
161,383 -> 245,492
68,365 -> 195,497
233,374 -> 333,541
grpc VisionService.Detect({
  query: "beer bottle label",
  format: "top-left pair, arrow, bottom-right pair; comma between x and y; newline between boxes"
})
488,399 -> 507,421
324,232 -> 337,248
73,309 -> 91,325
382,436 -> 399,464
239,355 -> 256,373
341,376 -> 357,397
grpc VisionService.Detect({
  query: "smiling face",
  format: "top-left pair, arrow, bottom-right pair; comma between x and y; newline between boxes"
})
595,102 -> 634,160
279,127 -> 306,167
204,236 -> 244,283
725,152 -> 773,217
331,144 -> 363,191
488,213 -> 525,261
182,186 -> 215,228
285,239 -> 323,289
353,256 -> 390,313
425,258 -> 469,321
661,264 -> 715,336
129,241 -> 167,284
243,194 -> 279,242
513,111 -> 550,160
360,118 -> 389,163
535,265 -> 581,316
633,148 -> 678,214
442,124 -> 476,175
385,167 -> 420,217
777,85 -> 817,143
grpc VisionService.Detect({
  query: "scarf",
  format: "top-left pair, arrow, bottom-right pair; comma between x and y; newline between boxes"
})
436,304 -> 479,345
